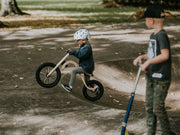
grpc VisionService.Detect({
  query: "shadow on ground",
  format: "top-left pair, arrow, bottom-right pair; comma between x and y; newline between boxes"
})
0,22 -> 180,134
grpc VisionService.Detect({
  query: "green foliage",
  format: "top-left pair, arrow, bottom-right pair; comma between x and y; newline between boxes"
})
14,0 -> 140,24
103,0 -> 180,9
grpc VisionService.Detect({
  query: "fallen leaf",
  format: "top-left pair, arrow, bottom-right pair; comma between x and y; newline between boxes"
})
19,77 -> 24,80
129,77 -> 134,80
60,130 -> 64,133
66,101 -> 71,104
43,126 -> 51,130
50,47 -> 57,50
14,85 -> 18,88
38,48 -> 42,51
113,99 -> 119,103
12,74 -> 19,78
84,120 -> 88,125
27,57 -> 32,61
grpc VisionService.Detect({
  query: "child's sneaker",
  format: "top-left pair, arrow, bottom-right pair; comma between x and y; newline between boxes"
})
142,131 -> 155,135
61,84 -> 72,93
169,131 -> 176,135
162,131 -> 176,135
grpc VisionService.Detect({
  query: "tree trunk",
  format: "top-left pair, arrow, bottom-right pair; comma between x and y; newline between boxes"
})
0,21 -> 7,27
0,21 -> 3,26
0,0 -> 27,16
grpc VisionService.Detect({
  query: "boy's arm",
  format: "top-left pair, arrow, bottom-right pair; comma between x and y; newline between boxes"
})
141,48 -> 169,71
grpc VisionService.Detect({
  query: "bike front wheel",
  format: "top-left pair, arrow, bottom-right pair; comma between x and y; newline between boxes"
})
36,62 -> 61,88
82,80 -> 104,101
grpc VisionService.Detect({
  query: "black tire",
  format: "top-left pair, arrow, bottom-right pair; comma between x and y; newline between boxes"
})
36,62 -> 61,88
82,80 -> 104,101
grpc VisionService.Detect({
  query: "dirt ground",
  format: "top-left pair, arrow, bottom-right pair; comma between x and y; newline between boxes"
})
0,19 -> 180,134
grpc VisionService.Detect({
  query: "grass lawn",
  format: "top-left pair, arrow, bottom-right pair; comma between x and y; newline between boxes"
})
0,0 -> 179,28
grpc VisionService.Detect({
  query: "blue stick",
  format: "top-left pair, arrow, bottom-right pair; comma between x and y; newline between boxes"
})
121,92 -> 135,135
120,66 -> 141,135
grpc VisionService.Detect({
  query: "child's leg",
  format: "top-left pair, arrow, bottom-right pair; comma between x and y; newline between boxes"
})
145,79 -> 156,135
84,74 -> 90,83
153,80 -> 171,134
69,67 -> 84,88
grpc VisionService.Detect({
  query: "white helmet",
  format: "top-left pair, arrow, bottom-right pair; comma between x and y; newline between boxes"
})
74,29 -> 90,40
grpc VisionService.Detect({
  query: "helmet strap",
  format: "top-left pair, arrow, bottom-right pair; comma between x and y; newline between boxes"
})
82,40 -> 87,45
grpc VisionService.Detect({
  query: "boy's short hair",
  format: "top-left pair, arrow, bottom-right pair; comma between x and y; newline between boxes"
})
141,5 -> 165,19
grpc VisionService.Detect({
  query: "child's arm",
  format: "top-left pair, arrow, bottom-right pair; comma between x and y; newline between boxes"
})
73,45 -> 91,60
141,48 -> 169,71
133,54 -> 147,66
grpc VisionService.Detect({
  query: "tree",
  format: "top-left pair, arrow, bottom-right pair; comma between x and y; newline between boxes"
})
0,21 -> 7,27
0,0 -> 27,16
103,0 -> 180,9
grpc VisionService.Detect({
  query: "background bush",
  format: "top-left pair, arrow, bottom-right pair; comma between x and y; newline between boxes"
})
103,0 -> 180,9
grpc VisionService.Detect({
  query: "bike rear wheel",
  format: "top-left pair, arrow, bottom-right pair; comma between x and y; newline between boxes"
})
82,80 -> 104,101
36,62 -> 61,88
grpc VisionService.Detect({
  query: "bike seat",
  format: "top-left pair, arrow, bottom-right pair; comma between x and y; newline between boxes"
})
84,72 -> 93,77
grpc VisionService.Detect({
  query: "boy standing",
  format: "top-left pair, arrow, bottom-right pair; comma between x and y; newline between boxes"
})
133,5 -> 176,135
61,29 -> 94,93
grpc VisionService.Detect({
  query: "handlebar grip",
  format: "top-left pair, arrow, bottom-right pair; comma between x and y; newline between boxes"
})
137,62 -> 141,66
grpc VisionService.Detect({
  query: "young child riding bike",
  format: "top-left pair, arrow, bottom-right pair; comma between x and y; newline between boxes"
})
61,29 -> 94,93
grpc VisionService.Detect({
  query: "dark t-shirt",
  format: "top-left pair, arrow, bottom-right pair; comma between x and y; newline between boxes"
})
146,30 -> 171,81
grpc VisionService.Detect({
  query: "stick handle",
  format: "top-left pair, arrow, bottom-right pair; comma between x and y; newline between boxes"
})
120,66 -> 141,135
132,66 -> 141,93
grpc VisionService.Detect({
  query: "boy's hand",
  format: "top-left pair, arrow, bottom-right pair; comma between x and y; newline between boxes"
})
67,49 -> 74,55
133,56 -> 142,66
141,60 -> 150,71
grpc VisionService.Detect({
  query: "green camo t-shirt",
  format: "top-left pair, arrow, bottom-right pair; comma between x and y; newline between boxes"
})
146,29 -> 171,81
